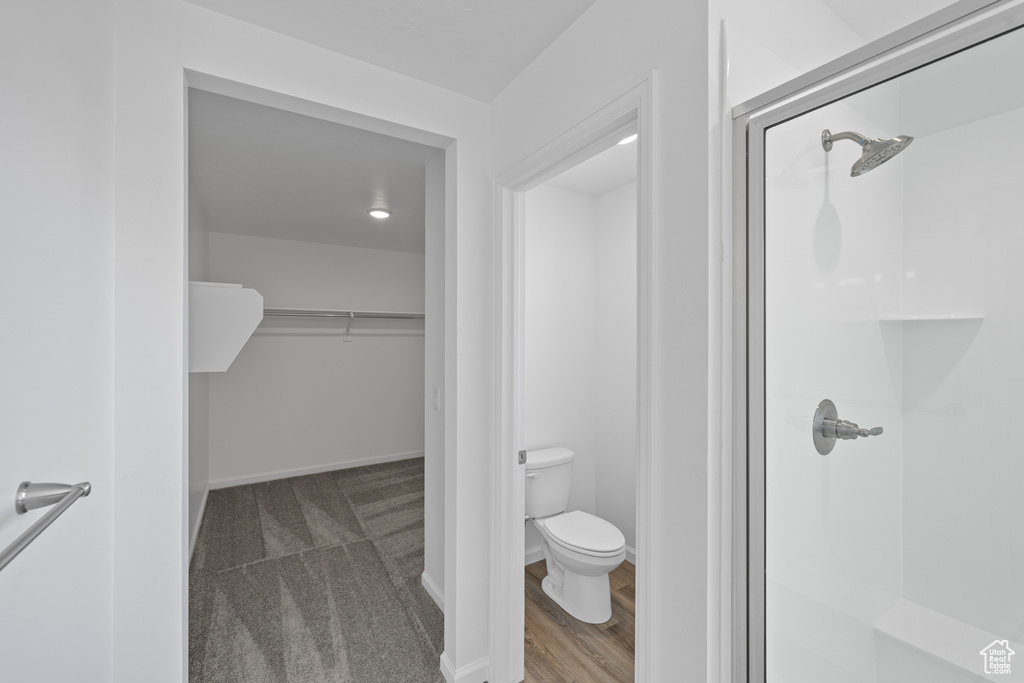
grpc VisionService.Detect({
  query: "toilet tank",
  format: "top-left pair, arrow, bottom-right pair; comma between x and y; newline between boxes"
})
524,447 -> 574,518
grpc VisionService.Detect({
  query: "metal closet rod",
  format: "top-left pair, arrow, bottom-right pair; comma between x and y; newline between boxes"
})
263,307 -> 425,320
0,481 -> 92,572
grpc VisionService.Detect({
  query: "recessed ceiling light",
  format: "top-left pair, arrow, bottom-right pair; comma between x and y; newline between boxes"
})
618,133 -> 638,145
368,209 -> 391,219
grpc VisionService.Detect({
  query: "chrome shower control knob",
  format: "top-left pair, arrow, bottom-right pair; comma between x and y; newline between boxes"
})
812,399 -> 883,455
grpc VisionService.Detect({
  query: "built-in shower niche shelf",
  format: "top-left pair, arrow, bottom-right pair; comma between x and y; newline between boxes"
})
878,313 -> 984,322
189,281 -> 264,373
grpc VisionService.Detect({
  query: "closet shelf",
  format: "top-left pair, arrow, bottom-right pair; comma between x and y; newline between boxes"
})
263,307 -> 425,319
189,282 -> 264,373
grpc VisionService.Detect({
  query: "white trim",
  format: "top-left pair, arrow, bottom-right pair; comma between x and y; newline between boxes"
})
188,484 -> 210,560
421,570 -> 445,611
440,652 -> 489,683
207,451 -> 424,489
490,75 -> 655,683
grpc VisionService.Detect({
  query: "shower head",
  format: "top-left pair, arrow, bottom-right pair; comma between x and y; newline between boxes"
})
821,129 -> 914,176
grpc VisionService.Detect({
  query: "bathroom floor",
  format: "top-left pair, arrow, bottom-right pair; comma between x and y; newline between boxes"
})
188,457 -> 444,683
525,559 -> 635,682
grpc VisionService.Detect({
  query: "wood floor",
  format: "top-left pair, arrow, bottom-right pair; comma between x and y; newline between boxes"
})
524,559 -> 635,682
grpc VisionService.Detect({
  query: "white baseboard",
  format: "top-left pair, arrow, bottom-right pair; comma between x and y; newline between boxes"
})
440,652 -> 489,683
525,543 -> 638,566
189,485 -> 210,560
421,570 -> 445,611
208,450 -> 425,489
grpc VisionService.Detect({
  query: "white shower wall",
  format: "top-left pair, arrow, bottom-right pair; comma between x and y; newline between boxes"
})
899,102 -> 1024,640
524,181 -> 638,558
764,81 -> 905,682
766,49 -> 1024,680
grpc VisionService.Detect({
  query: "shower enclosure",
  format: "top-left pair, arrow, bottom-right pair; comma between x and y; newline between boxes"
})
738,5 -> 1024,682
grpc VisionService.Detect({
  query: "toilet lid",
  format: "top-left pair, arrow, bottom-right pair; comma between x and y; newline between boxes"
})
544,511 -> 625,555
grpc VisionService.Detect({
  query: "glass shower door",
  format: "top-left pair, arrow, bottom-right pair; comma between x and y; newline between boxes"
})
762,25 -> 1024,683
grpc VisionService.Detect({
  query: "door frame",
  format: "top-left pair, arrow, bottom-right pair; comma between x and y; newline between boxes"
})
489,77 -> 655,683
731,1 -> 1024,680
181,68 -> 458,677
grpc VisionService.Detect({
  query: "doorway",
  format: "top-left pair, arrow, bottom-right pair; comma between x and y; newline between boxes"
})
491,80 -> 654,682
735,4 -> 1024,681
183,74 -> 452,681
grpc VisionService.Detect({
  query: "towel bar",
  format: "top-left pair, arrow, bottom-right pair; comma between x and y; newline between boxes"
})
0,481 -> 91,572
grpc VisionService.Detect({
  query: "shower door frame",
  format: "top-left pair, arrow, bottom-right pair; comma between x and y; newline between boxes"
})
731,1 -> 1024,680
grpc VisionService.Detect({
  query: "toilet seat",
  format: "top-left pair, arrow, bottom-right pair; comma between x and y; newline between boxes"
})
543,511 -> 625,557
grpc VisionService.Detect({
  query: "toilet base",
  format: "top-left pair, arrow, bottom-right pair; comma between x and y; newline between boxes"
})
541,567 -> 612,624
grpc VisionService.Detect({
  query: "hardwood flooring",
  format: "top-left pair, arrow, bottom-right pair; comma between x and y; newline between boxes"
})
524,559 -> 635,682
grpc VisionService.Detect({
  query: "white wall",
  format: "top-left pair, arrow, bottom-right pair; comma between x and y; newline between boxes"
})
205,232 -> 425,486
0,0 -> 115,679
524,180 -> 638,557
187,181 -> 211,551
492,1 -> 711,677
423,151 -> 446,602
595,181 -> 638,552
524,185 -> 600,550
113,2 -> 492,680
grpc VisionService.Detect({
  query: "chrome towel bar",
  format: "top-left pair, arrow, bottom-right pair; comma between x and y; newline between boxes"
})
0,481 -> 91,572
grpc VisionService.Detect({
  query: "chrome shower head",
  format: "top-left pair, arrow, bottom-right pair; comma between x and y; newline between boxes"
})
821,129 -> 914,176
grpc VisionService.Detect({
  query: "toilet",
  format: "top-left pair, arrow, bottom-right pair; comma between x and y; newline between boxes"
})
525,447 -> 626,624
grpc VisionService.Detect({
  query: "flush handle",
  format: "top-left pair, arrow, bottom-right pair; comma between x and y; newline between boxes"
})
813,399 -> 883,455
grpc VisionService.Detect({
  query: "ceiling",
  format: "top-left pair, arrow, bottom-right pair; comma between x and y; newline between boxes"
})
184,0 -> 596,103
188,89 -> 440,253
545,137 -> 637,197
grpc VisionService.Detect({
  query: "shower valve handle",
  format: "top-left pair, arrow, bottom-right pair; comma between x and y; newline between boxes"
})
812,399 -> 883,455
825,419 -> 883,440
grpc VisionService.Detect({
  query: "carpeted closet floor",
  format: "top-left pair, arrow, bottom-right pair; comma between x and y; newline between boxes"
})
188,457 -> 444,683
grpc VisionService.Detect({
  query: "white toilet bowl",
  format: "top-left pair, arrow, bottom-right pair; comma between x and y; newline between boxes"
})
533,510 -> 626,624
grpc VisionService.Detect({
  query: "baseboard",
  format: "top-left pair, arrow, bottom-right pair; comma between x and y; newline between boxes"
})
189,485 -> 210,560
421,570 -> 445,611
208,450 -> 425,489
525,544 -> 638,566
440,652 -> 489,683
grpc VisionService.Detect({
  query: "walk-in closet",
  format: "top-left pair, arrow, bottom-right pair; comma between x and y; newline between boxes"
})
185,88 -> 446,681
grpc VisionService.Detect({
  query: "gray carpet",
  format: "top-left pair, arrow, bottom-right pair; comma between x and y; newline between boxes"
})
189,458 -> 445,683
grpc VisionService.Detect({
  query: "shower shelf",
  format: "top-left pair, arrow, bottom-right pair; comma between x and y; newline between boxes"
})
878,314 -> 984,322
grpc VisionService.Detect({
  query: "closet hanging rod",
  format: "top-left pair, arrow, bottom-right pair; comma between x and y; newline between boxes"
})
263,307 -> 424,320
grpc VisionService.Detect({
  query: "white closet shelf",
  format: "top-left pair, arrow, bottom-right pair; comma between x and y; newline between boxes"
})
189,281 -> 264,373
263,307 -> 425,319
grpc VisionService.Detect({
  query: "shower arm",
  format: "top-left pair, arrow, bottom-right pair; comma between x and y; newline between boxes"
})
821,129 -> 869,151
